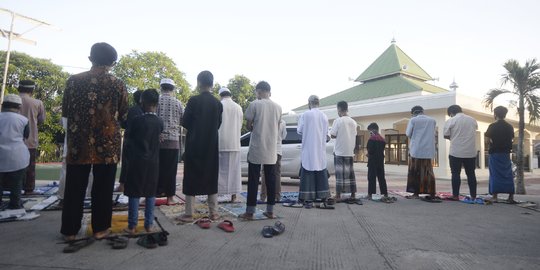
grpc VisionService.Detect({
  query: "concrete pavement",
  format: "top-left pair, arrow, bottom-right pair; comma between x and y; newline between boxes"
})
1,165 -> 539,270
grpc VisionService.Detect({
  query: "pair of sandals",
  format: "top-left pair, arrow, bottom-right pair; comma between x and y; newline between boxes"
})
421,195 -> 443,203
380,196 -> 397,203
340,197 -> 363,205
195,217 -> 236,233
136,231 -> 169,249
262,221 -> 286,238
316,198 -> 335,209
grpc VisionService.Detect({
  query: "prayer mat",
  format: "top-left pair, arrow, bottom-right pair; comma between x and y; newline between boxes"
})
436,192 -> 465,201
196,194 -> 239,204
219,202 -> 278,221
83,211 -> 145,236
158,203 -> 231,225
240,191 -> 299,203
0,209 -> 40,222
388,190 -> 413,198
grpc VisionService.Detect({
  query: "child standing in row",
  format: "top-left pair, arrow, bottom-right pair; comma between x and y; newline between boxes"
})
366,123 -> 389,201
124,89 -> 163,240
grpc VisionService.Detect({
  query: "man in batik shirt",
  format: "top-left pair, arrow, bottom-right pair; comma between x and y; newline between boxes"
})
61,42 -> 128,242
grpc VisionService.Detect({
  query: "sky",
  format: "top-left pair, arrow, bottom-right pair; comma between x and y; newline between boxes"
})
1,0 -> 539,112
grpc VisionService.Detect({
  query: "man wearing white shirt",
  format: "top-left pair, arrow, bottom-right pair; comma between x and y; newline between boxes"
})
405,105 -> 437,200
330,101 -> 358,202
217,87 -> 243,202
297,95 -> 331,207
444,105 -> 478,202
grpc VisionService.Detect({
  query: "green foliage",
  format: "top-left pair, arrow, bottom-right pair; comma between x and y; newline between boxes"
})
112,50 -> 192,104
483,58 -> 540,194
0,51 -> 70,162
225,75 -> 256,133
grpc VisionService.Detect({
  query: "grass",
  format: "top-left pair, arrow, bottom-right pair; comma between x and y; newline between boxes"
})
36,163 -> 121,181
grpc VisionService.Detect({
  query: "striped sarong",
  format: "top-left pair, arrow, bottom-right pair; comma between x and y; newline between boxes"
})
406,157 -> 436,195
489,153 -> 515,194
299,167 -> 331,201
334,155 -> 356,194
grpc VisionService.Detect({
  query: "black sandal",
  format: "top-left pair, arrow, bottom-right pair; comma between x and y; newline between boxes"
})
137,235 -> 158,249
107,236 -> 129,250
63,237 -> 95,253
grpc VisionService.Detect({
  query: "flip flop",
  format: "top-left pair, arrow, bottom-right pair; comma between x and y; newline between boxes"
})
262,226 -> 275,238
283,201 -> 303,208
63,237 -> 95,253
303,201 -> 313,209
107,236 -> 129,249
195,217 -> 211,229
217,220 -> 235,233
326,198 -> 336,205
354,198 -> 363,205
272,221 -> 285,235
137,235 -> 158,249
315,201 -> 335,209
422,196 -> 442,203
151,232 -> 168,246
346,198 -> 355,204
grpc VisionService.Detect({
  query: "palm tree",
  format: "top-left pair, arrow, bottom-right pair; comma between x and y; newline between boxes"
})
484,59 -> 540,194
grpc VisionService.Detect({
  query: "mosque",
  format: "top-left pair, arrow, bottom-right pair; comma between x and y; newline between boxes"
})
283,40 -> 540,177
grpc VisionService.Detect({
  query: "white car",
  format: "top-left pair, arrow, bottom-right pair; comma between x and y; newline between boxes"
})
240,126 -> 336,178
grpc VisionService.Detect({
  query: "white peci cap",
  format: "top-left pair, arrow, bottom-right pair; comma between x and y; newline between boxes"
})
160,78 -> 176,87
218,87 -> 231,95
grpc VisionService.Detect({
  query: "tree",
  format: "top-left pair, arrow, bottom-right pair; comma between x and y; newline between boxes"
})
483,58 -> 540,194
226,75 -> 256,133
0,50 -> 70,162
112,51 -> 191,104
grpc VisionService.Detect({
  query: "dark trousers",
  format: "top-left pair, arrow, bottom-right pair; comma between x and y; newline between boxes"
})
449,155 -> 477,198
247,162 -> 276,207
61,164 -> 117,236
24,148 -> 36,192
367,164 -> 387,195
0,168 -> 26,208
157,149 -> 179,197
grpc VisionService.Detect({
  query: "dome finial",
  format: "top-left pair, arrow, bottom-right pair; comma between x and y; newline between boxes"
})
391,37 -> 396,44
449,77 -> 459,91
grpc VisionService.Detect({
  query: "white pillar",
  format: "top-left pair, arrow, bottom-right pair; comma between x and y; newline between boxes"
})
478,131 -> 485,169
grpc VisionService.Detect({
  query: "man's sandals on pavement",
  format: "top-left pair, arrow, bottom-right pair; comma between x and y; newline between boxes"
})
261,221 -> 286,238
60,217 -> 169,252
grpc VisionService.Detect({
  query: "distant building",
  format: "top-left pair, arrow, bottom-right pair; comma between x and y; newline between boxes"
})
284,41 -> 540,177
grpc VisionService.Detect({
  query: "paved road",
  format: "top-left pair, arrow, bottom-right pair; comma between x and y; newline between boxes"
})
1,166 -> 539,270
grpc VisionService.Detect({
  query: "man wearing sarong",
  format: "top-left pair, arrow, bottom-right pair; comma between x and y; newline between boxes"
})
298,95 -> 331,206
444,105 -> 478,202
485,106 -> 515,203
239,81 -> 282,220
177,71 -> 222,222
157,79 -> 183,205
405,105 -> 437,199
330,101 -> 357,202
217,87 -> 243,202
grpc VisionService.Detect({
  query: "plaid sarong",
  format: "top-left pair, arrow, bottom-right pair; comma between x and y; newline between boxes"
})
299,167 -> 331,201
334,155 -> 356,194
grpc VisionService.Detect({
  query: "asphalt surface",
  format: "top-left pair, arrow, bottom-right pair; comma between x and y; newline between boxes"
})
1,166 -> 539,270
